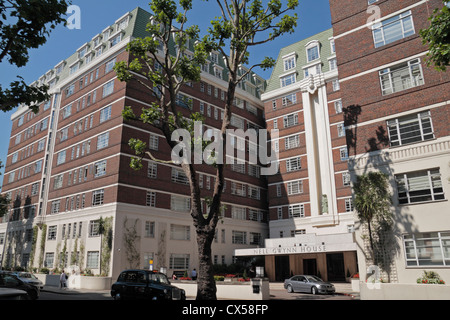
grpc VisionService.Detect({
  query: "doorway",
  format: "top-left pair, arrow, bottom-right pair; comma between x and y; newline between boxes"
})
275,256 -> 290,281
303,258 -> 317,276
326,253 -> 345,281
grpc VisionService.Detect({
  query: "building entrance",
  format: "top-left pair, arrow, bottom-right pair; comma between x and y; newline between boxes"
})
326,253 -> 345,281
275,255 -> 290,281
303,258 -> 317,276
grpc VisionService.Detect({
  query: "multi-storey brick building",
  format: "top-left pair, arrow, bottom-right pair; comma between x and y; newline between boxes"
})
0,7 -> 268,280
236,29 -> 359,282
329,0 -> 450,285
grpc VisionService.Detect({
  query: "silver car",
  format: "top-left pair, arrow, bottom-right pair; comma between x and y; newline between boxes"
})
12,272 -> 44,290
284,275 -> 335,295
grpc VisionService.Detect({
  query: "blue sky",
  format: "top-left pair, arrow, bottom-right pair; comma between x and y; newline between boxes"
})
0,0 -> 332,185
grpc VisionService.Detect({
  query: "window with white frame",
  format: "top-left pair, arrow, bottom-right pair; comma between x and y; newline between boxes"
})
283,54 -> 296,71
147,162 -> 157,178
379,59 -> 424,95
44,253 -> 54,268
146,191 -> 156,207
51,200 -> 60,214
403,232 -> 450,267
340,147 -> 348,161
372,10 -> 414,48
232,231 -> 247,244
337,123 -> 346,137
92,189 -> 104,206
277,207 -> 283,219
334,100 -> 343,114
342,172 -> 351,186
62,104 -> 72,119
170,224 -> 190,240
250,232 -> 262,245
171,167 -> 189,185
102,80 -> 114,98
332,79 -> 340,91
345,198 -> 354,212
387,111 -> 434,147
57,151 -> 66,165
395,169 -> 445,204
285,135 -> 300,150
170,253 -> 190,269
307,45 -> 320,62
94,160 -> 107,177
287,180 -> 303,195
54,174 -> 64,189
149,134 -> 159,150
87,251 -> 99,269
105,58 -> 116,73
170,195 -> 190,212
110,33 -> 122,47
280,73 -> 296,87
282,93 -> 297,106
276,184 -> 282,197
329,58 -> 337,71
231,206 -> 246,220
231,181 -> 246,197
283,113 -> 298,128
97,132 -> 109,150
145,221 -> 155,238
286,157 -> 301,172
248,186 -> 261,200
289,204 -> 304,218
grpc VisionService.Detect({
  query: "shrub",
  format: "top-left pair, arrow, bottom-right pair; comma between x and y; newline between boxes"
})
417,271 -> 445,285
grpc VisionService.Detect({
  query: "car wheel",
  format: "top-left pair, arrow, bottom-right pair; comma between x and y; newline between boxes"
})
287,285 -> 294,293
311,286 -> 318,295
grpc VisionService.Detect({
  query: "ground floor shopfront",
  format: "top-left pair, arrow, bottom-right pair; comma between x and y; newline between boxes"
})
235,233 -> 358,282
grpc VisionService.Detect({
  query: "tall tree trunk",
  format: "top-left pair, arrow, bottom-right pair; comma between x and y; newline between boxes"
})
195,225 -> 217,300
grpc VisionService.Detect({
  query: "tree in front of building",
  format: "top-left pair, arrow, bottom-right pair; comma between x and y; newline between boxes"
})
420,0 -> 450,71
0,0 -> 69,112
353,171 -> 393,266
115,0 -> 298,300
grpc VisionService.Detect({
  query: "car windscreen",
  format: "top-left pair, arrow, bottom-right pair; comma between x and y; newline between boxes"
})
305,275 -> 323,282
149,273 -> 170,284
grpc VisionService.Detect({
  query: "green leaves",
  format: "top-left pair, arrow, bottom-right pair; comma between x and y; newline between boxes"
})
420,1 -> 450,71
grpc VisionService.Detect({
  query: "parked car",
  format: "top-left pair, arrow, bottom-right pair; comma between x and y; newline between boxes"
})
111,269 -> 186,300
0,288 -> 29,300
12,272 -> 44,290
0,271 -> 40,300
284,275 -> 335,295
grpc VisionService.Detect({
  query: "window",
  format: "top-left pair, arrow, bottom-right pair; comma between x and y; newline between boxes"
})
105,58 -> 116,73
373,11 -> 414,48
282,93 -> 297,107
345,198 -> 354,212
283,113 -> 298,128
340,147 -> 348,161
334,100 -> 343,114
248,186 -> 260,200
89,220 -> 100,237
37,138 -> 46,152
87,251 -> 99,269
147,162 -> 157,178
337,123 -> 346,137
285,135 -> 300,150
329,58 -> 337,71
44,253 -> 54,268
332,79 -> 340,91
94,160 -> 107,177
342,172 -> 351,186
287,180 -> 303,195
170,254 -> 190,269
149,134 -> 159,150
171,168 -> 189,185
102,80 -> 114,97
232,231 -> 247,244
379,59 -> 424,95
403,232 -> 450,266
387,111 -> 434,147
231,182 -> 246,197
250,232 -> 262,245
307,46 -> 319,62
100,105 -> 112,122
145,221 -> 155,238
289,204 -> 304,218
57,151 -> 66,165
54,174 -> 64,189
395,169 -> 445,204
97,132 -> 110,150
66,84 -> 75,97
48,226 -> 57,240
283,55 -> 296,71
170,195 -> 190,212
69,63 -> 79,75
280,73 -> 296,87
170,224 -> 190,240
62,105 -> 72,119
286,157 -> 301,172
92,189 -> 104,206
146,191 -> 156,207
110,34 -> 122,47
